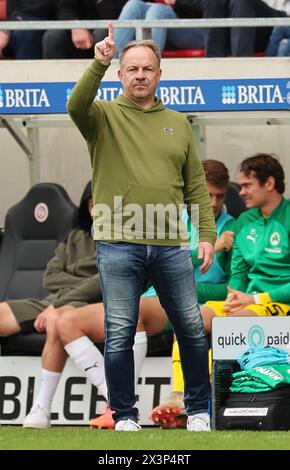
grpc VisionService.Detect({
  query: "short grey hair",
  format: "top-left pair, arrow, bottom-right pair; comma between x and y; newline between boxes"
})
119,40 -> 161,68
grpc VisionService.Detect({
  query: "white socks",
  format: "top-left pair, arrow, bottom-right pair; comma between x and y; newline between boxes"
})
31,332 -> 148,415
34,368 -> 61,411
65,332 -> 148,397
133,331 -> 148,386
65,336 -> 108,400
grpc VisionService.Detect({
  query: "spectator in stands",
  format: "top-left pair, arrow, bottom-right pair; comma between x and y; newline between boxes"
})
203,0 -> 287,57
200,153 -> 290,333
0,0 -> 58,60
42,0 -> 127,59
67,24 -> 216,432
266,25 -> 290,55
150,159 -> 236,429
0,181 -> 103,337
114,0 -> 204,56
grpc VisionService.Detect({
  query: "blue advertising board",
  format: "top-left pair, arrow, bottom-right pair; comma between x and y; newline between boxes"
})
0,78 -> 290,114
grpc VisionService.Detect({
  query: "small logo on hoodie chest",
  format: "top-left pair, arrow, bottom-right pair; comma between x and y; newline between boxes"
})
164,127 -> 174,135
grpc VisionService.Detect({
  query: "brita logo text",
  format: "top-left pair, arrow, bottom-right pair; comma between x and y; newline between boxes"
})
222,84 -> 284,105
0,88 -> 50,108
159,86 -> 205,106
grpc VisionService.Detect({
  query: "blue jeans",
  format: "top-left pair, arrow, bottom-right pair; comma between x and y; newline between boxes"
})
266,27 -> 290,56
115,0 -> 204,55
97,241 -> 210,423
277,39 -> 290,56
12,16 -> 45,59
203,0 -> 286,57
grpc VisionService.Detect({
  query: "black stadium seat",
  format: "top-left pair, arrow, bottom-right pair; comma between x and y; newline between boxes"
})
0,183 -> 77,356
0,322 -> 173,357
0,182 -> 77,301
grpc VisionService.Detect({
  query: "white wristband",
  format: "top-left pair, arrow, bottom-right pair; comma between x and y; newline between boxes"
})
253,294 -> 261,304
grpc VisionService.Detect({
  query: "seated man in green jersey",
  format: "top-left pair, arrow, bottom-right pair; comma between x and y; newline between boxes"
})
201,153 -> 290,334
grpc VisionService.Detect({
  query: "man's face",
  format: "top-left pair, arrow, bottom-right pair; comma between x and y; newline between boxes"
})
118,46 -> 162,106
238,171 -> 270,209
207,183 -> 227,219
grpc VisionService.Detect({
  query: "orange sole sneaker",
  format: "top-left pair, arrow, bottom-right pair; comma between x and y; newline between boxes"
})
89,408 -> 115,429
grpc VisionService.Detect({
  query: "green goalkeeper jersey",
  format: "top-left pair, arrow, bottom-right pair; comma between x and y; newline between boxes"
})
229,198 -> 290,304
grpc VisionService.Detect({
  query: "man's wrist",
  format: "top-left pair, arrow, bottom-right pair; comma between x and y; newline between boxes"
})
94,56 -> 112,66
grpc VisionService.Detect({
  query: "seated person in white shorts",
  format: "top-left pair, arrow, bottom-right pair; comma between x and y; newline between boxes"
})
0,181 -> 102,338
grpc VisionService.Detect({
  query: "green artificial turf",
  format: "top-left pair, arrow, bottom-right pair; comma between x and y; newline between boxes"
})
0,427 -> 290,450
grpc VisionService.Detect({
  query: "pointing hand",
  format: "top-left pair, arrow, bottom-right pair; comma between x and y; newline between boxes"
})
94,21 -> 115,65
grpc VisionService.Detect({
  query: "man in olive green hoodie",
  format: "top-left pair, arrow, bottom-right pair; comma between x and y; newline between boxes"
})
67,22 -> 216,432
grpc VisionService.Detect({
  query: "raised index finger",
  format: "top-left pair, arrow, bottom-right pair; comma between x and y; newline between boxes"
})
108,21 -> 114,41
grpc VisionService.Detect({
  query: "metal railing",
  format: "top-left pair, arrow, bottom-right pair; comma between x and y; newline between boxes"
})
1,18 -> 290,41
1,16 -> 290,185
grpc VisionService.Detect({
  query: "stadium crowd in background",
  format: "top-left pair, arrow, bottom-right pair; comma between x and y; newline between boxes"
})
203,0 -> 288,57
42,0 -> 127,59
0,0 -> 58,59
114,0 -> 204,56
1,0 -> 290,59
0,0 -> 128,59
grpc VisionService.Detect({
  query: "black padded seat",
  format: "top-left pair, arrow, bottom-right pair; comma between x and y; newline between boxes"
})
0,328 -> 173,357
0,183 -> 77,355
0,183 -> 77,301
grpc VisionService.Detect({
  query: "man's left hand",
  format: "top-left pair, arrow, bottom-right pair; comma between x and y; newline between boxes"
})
197,241 -> 215,274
